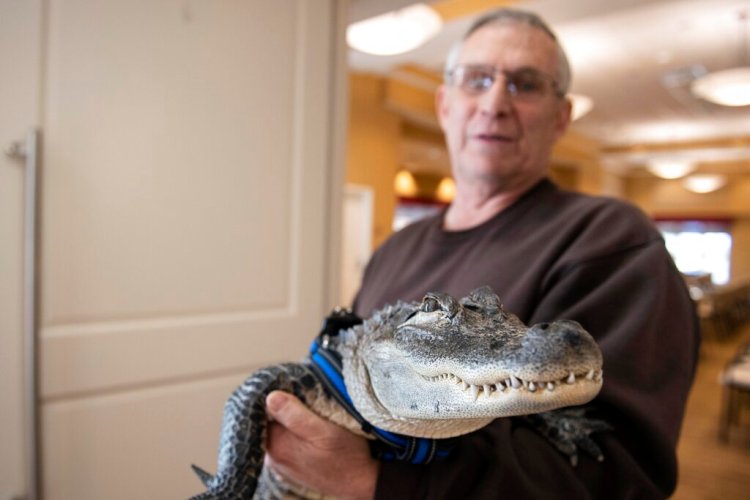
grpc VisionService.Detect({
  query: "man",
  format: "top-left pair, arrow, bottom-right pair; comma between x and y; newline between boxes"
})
265,9 -> 699,498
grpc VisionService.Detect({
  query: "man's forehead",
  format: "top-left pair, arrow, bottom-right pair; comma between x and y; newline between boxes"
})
457,22 -> 558,69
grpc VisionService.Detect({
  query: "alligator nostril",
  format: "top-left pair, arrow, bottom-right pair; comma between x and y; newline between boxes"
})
563,328 -> 584,347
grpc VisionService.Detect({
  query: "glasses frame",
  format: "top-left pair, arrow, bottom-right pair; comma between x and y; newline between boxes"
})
445,64 -> 565,100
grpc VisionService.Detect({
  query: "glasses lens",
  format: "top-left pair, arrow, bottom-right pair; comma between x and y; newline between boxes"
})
507,69 -> 549,98
454,66 -> 494,93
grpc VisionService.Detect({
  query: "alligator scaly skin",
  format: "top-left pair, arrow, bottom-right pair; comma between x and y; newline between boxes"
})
189,363 -> 322,500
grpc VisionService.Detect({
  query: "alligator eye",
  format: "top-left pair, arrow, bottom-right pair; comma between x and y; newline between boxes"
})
422,297 -> 440,312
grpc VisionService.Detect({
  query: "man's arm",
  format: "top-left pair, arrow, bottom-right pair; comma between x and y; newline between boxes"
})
264,390 -> 379,499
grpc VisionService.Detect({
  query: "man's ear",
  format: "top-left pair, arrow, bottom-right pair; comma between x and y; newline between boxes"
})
554,97 -> 573,139
435,84 -> 450,132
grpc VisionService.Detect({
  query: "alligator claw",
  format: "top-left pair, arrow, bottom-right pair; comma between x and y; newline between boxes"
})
523,407 -> 612,466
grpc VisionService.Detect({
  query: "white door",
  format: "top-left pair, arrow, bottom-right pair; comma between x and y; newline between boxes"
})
1,1 -> 346,498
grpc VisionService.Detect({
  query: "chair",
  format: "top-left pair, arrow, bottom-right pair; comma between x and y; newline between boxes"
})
719,342 -> 750,442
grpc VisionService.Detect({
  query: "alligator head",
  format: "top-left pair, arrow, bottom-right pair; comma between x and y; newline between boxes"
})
339,286 -> 603,438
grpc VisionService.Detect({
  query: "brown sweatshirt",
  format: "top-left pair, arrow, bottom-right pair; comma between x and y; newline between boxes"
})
354,179 -> 699,499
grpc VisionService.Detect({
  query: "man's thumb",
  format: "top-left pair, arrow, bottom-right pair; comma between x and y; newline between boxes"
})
266,390 -> 290,416
266,390 -> 323,437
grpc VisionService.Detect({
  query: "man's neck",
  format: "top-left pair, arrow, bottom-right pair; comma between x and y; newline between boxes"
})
443,177 -> 544,231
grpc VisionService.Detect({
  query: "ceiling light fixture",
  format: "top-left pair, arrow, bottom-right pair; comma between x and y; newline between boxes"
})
691,10 -> 750,107
347,4 -> 443,56
682,174 -> 727,194
646,159 -> 696,179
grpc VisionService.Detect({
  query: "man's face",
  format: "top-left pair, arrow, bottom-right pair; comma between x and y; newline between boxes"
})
436,22 -> 572,191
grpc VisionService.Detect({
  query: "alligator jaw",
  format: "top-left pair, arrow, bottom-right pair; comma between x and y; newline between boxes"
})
420,369 -> 603,404
366,362 -> 602,423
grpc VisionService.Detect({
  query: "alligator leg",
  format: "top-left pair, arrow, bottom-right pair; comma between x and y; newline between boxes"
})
188,363 -> 321,500
523,407 -> 612,466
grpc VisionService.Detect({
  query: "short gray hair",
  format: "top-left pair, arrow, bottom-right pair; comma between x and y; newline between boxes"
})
444,8 -> 572,95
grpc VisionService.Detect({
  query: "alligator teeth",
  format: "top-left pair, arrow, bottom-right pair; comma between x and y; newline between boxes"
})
427,369 -> 601,399
471,385 -> 480,401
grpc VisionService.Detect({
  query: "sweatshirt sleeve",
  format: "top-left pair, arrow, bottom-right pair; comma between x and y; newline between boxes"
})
375,236 -> 699,499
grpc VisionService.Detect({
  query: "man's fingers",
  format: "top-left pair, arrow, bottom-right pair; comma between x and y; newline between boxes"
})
266,391 -> 330,439
264,391 -> 378,498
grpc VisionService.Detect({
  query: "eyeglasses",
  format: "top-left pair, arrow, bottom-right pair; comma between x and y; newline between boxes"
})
445,65 -> 563,100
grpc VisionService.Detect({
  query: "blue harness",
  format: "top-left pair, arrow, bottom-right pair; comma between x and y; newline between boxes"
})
307,311 -> 452,465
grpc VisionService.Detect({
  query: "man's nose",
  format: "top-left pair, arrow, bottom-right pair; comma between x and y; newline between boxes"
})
478,77 -> 513,116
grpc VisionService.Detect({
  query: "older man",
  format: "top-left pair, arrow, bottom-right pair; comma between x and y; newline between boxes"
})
266,9 -> 699,499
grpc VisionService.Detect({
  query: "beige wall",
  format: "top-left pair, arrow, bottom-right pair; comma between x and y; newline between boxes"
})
731,217 -> 750,281
345,73 -> 401,249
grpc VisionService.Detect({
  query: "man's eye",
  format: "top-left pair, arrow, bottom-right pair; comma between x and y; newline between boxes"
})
463,71 -> 492,90
510,74 -> 544,93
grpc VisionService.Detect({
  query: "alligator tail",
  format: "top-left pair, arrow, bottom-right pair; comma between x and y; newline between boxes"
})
187,362 -> 320,499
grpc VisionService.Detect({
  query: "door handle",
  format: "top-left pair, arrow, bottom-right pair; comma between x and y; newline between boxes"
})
6,129 -> 42,500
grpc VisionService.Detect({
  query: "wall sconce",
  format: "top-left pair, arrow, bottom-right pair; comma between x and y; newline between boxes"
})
394,169 -> 418,197
347,4 -> 443,56
435,177 -> 456,203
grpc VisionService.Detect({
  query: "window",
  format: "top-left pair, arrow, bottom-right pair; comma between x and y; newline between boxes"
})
657,219 -> 732,285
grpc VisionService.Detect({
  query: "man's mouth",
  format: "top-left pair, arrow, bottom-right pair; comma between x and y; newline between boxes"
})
474,133 -> 516,143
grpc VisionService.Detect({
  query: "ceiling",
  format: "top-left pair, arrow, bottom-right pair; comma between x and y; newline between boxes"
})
348,0 -> 750,172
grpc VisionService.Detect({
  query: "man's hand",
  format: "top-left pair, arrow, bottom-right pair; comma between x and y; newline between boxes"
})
265,390 -> 379,499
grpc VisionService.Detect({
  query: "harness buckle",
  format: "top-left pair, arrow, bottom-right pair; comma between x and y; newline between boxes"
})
317,307 -> 363,340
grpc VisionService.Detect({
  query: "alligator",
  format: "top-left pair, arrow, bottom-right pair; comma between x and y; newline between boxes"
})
189,286 -> 606,499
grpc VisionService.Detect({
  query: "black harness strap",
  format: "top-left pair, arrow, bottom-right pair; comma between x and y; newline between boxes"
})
307,309 -> 452,464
